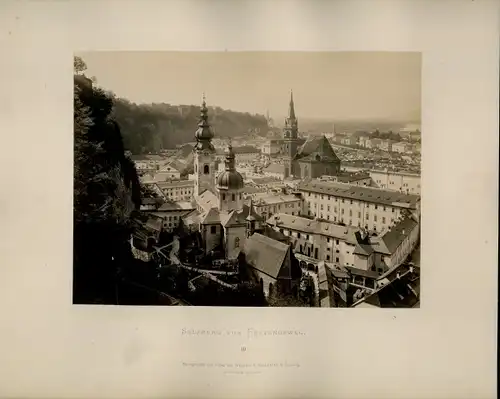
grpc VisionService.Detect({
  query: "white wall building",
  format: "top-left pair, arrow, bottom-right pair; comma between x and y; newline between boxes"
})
267,213 -> 419,274
251,193 -> 302,221
369,170 -> 421,195
296,179 -> 420,234
156,180 -> 195,202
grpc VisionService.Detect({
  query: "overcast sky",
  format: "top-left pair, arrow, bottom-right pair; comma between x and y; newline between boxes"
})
78,51 -> 421,122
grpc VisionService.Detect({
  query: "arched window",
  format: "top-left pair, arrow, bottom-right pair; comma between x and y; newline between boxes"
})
222,193 -> 226,200
234,237 -> 240,248
203,165 -> 209,174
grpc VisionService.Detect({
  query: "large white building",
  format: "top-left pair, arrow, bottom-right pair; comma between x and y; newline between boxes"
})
251,193 -> 302,220
149,201 -> 195,233
267,212 -> 419,275
296,179 -> 420,234
369,170 -> 421,195
156,180 -> 195,202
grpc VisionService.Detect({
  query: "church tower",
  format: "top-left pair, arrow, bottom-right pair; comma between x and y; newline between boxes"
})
216,142 -> 245,213
246,198 -> 257,237
193,95 -> 216,196
283,90 -> 299,178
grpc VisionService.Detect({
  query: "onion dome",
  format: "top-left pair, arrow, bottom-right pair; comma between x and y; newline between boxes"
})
194,94 -> 215,151
216,142 -> 244,190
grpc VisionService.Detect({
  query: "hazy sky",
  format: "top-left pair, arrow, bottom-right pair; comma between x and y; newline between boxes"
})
79,51 -> 421,122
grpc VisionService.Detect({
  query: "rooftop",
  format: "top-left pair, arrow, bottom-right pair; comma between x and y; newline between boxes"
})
243,233 -> 290,279
253,194 -> 300,206
369,169 -> 421,178
155,201 -> 195,212
263,163 -> 286,174
196,189 -> 219,212
156,179 -> 195,189
266,213 -> 360,244
216,145 -> 260,155
370,217 -> 419,255
297,179 -> 420,208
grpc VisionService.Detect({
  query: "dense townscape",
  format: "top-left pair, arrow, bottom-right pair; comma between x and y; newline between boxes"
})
74,57 -> 420,308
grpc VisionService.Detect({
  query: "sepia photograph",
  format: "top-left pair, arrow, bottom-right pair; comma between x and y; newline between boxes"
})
73,51 -> 421,308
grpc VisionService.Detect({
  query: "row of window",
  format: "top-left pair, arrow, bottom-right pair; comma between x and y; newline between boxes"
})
221,193 -> 242,201
309,198 -> 394,213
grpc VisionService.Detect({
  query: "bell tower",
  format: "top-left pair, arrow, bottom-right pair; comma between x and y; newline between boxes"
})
193,94 -> 216,196
283,90 -> 299,178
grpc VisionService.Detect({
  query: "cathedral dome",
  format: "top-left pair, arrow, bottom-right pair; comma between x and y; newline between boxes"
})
216,170 -> 244,190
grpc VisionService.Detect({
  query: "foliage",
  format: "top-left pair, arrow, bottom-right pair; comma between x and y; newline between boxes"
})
73,60 -> 142,304
370,129 -> 402,141
112,99 -> 269,154
74,56 -> 87,74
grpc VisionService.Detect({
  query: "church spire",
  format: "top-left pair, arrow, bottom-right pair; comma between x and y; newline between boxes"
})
288,90 -> 296,120
194,93 -> 214,150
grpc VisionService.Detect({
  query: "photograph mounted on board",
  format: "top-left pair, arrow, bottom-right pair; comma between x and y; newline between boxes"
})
73,52 -> 421,308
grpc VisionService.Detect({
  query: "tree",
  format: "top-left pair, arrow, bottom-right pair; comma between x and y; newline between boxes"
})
74,56 -> 87,74
73,57 -> 142,304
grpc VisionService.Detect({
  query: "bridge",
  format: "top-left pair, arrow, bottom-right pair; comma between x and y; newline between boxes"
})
294,253 -> 321,271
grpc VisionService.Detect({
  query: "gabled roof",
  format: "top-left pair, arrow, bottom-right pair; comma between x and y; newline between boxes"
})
295,136 -> 340,163
200,208 -> 221,225
220,210 -> 246,227
353,243 -> 374,256
161,159 -> 187,173
196,189 -> 219,212
176,144 -> 194,159
243,233 -> 290,279
371,217 -> 419,255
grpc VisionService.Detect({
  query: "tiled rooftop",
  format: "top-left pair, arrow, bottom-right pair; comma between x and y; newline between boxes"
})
266,213 -> 360,244
156,179 -> 195,189
297,179 -> 420,208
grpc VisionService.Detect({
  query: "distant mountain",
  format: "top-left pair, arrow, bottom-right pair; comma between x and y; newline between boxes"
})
112,99 -> 269,154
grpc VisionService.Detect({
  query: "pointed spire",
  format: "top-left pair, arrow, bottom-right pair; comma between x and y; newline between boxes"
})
288,89 -> 296,120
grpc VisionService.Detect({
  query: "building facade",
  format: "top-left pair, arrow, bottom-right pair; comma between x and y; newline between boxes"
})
267,212 -> 419,275
296,179 -> 420,234
369,170 -> 421,195
251,193 -> 302,220
156,180 -> 194,202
